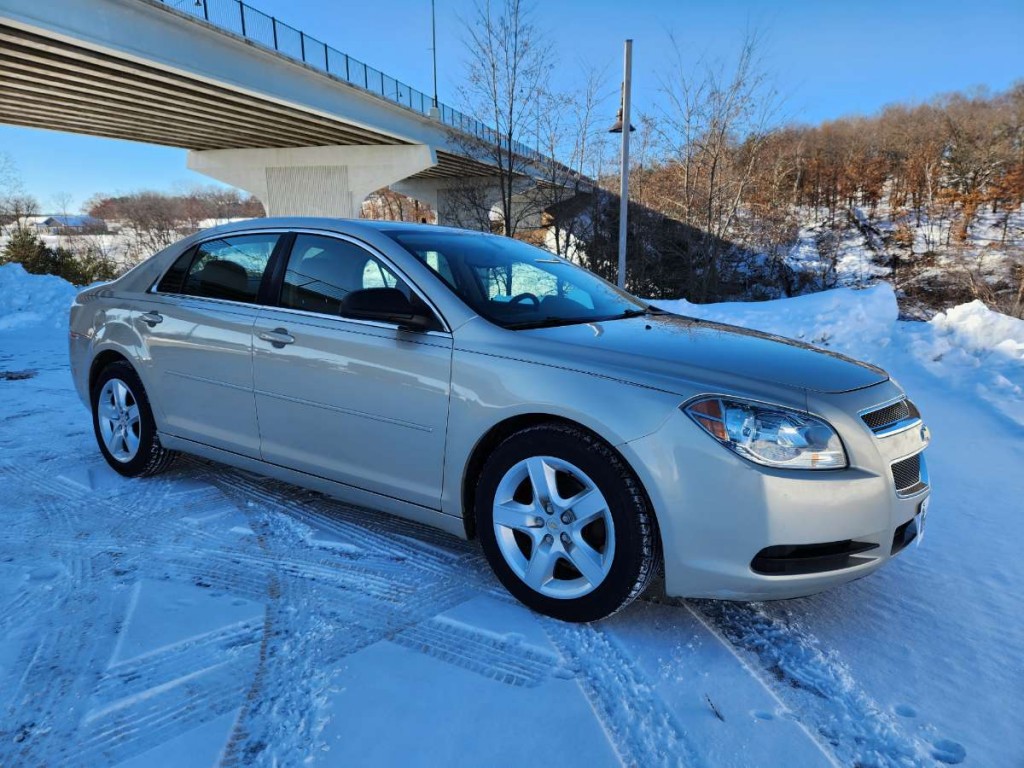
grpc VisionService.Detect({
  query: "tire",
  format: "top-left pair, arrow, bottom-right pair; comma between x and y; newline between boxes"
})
91,360 -> 176,477
475,423 -> 658,623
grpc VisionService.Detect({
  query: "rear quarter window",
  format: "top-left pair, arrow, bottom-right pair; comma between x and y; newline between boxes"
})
155,247 -> 196,294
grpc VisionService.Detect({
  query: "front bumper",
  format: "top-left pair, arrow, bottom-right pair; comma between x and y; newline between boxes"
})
621,382 -> 931,600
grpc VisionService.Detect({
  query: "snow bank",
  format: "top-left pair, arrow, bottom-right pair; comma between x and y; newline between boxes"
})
928,300 -> 1024,362
0,263 -> 77,331
914,300 -> 1024,427
652,283 -> 900,360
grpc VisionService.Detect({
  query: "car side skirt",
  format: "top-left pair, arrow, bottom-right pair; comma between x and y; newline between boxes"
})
159,433 -> 468,540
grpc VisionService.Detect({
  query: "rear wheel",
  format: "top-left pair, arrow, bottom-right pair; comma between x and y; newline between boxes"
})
91,361 -> 176,477
475,423 -> 658,622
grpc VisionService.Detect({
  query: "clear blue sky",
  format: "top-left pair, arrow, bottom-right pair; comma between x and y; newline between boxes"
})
2,0 -> 1022,211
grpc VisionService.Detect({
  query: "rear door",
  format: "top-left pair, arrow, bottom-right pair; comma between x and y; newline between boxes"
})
252,232 -> 453,509
135,232 -> 281,457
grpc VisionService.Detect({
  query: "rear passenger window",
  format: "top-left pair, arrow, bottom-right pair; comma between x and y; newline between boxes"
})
178,234 -> 278,303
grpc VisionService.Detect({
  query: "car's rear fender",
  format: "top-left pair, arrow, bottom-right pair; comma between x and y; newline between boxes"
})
70,295 -> 155,419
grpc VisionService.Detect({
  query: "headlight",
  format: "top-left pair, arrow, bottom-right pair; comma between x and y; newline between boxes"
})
684,397 -> 847,470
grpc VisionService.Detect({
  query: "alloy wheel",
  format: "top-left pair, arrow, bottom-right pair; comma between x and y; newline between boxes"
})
491,455 -> 615,599
97,378 -> 141,463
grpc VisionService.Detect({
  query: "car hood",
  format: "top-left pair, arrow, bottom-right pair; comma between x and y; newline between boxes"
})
513,313 -> 888,395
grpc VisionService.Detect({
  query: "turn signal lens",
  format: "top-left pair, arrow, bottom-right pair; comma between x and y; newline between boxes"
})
688,398 -> 727,439
684,397 -> 847,470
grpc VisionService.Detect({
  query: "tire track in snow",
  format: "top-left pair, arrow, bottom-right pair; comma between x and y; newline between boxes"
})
90,620 -> 263,708
215,575 -> 480,764
690,599 -> 946,767
0,575 -> 125,766
0,459 -> 121,765
201,486 -> 487,766
218,524 -> 279,768
543,618 -> 705,768
191,457 -> 472,571
0,467 -> 263,766
4,443 -> 841,768
3,450 -> 703,768
76,657 -> 258,766
392,615 -> 567,688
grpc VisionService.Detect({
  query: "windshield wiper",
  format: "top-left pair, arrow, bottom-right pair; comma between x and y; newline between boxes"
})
505,306 -> 663,330
504,316 -> 596,330
614,306 -> 665,320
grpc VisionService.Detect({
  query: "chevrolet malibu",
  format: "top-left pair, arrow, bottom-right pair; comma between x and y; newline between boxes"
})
69,218 -> 931,622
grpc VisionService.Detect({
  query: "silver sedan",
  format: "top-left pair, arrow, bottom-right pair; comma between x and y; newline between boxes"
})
69,218 -> 931,622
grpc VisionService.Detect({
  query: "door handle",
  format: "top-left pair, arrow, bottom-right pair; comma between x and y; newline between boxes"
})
258,328 -> 295,348
140,312 -> 163,327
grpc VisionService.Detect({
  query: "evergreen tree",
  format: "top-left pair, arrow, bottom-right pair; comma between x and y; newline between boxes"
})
1,227 -> 50,274
1,229 -> 117,284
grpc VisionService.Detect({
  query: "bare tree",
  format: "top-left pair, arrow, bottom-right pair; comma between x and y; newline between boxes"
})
51,190 -> 75,244
362,189 -> 433,223
0,153 -> 19,199
98,192 -> 183,262
0,153 -> 40,236
531,69 -> 611,258
453,0 -> 552,236
654,31 -> 784,300
0,196 -> 40,236
52,191 -> 74,216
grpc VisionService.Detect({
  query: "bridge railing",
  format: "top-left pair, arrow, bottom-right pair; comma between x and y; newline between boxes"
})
158,0 -> 545,164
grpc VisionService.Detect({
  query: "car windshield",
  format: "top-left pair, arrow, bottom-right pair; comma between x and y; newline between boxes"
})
382,230 -> 649,329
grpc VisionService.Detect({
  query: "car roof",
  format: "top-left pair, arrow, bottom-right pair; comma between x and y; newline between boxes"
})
198,216 -> 493,239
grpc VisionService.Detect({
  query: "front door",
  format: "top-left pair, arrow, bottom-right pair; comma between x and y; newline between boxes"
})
253,233 -> 453,509
136,232 -> 280,457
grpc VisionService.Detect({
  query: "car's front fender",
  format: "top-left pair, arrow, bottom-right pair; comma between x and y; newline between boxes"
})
441,348 -> 685,521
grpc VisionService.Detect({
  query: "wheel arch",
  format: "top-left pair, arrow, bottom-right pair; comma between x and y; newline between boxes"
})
89,349 -> 133,394
459,413 -> 660,545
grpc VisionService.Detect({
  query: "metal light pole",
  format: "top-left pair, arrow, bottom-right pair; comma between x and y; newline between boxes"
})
609,39 -> 633,289
430,0 -> 440,118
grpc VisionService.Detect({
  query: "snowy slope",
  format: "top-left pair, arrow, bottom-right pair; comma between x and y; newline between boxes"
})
780,203 -> 1024,319
1,267 -> 1022,767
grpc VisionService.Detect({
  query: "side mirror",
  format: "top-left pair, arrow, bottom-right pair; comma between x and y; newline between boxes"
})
340,288 -> 431,331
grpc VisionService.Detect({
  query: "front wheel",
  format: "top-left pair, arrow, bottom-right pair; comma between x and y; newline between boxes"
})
91,360 -> 176,477
475,424 -> 658,622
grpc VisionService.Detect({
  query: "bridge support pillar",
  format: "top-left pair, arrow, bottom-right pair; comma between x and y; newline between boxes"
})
393,177 -> 505,231
187,144 -> 437,218
394,177 -> 546,232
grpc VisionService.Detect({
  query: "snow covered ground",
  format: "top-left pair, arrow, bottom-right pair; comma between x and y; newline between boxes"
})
1,264 -> 1022,767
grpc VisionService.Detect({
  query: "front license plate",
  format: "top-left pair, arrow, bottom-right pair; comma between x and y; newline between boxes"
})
916,497 -> 929,546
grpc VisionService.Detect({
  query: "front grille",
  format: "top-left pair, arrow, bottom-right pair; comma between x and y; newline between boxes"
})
891,453 -> 927,496
862,399 -> 919,433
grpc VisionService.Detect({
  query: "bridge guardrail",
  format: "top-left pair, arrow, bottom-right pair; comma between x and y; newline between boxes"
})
158,0 -> 545,163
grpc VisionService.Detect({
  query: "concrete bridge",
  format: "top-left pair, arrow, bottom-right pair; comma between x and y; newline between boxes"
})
0,0 -> 583,225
